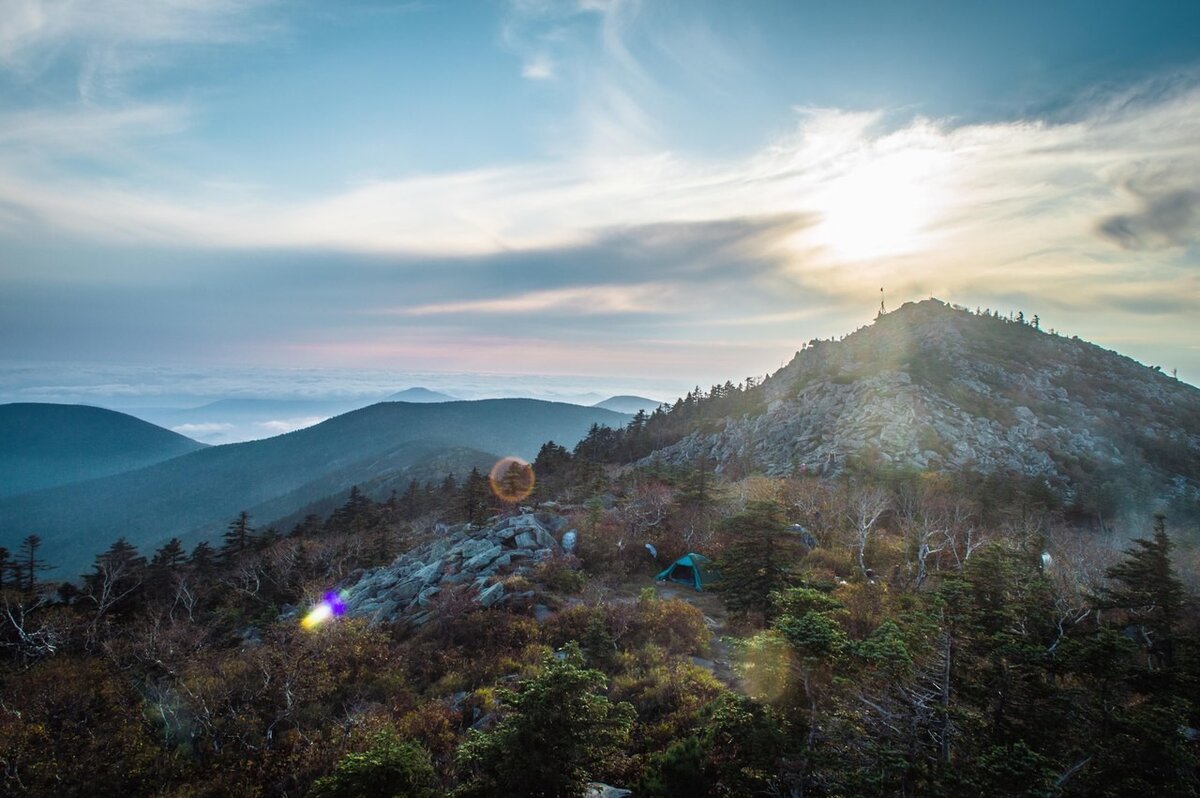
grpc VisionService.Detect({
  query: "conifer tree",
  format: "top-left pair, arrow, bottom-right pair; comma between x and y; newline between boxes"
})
1096,514 -> 1185,668
455,644 -> 634,797
151,538 -> 186,569
221,511 -> 257,559
190,540 -> 216,571
716,500 -> 802,622
16,534 -> 50,594
459,467 -> 491,526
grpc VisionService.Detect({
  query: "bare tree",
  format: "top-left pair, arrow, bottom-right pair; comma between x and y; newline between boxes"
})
846,486 -> 890,578
1,591 -> 62,660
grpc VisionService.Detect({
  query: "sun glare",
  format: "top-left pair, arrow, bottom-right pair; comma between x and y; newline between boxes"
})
807,149 -> 949,262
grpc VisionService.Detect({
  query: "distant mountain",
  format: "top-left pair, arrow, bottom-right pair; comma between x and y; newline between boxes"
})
645,299 -> 1200,517
386,387 -> 459,403
0,403 -> 206,499
594,395 -> 663,414
0,399 -> 626,578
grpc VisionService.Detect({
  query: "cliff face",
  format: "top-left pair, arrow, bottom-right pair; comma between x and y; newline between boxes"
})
648,300 -> 1200,504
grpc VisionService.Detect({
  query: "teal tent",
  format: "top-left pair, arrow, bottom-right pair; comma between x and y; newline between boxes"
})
656,553 -> 719,591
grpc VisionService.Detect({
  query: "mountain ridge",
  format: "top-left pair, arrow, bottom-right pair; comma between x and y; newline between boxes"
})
0,398 -> 626,577
0,403 -> 206,499
643,299 -> 1200,519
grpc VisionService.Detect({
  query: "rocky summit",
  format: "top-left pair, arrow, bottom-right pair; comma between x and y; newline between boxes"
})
648,299 -> 1200,504
335,512 -> 571,626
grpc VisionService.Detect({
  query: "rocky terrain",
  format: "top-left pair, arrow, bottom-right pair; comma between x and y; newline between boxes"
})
648,299 -> 1200,507
331,512 -> 572,626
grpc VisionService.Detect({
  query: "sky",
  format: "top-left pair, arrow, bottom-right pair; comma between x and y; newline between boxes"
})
2,0 -> 1200,403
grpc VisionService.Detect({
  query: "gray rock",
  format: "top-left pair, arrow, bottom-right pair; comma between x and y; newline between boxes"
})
413,561 -> 442,584
463,543 -> 503,572
532,604 -> 553,623
478,581 -> 505,607
390,579 -> 422,602
585,784 -> 632,798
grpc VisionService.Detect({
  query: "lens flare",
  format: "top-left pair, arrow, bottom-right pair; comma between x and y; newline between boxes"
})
489,456 -> 535,504
301,591 -> 347,630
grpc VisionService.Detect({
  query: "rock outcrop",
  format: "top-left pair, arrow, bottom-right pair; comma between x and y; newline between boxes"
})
644,300 -> 1200,507
336,513 -> 572,626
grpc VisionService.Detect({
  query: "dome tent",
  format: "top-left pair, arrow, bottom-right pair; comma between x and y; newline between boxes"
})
655,553 -> 719,592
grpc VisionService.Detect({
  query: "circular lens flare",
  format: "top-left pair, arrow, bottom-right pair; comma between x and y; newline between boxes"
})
301,590 -> 347,630
489,456 -> 535,504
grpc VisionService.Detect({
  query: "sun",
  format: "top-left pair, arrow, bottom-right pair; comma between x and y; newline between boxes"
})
807,148 -> 949,262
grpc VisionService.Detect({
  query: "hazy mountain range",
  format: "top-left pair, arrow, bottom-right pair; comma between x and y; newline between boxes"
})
0,399 -> 627,578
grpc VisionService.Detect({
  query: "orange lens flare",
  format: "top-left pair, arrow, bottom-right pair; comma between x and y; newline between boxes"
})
489,456 -> 535,503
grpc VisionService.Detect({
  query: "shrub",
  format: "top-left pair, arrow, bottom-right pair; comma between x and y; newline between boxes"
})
308,731 -> 437,798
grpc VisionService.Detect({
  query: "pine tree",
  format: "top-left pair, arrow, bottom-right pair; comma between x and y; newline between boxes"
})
151,538 -> 186,569
455,644 -> 634,797
716,500 -> 802,621
190,540 -> 216,571
221,511 -> 257,559
1096,514 -> 1185,668
0,546 -> 9,590
400,479 -> 421,520
459,468 -> 491,526
16,534 -> 50,594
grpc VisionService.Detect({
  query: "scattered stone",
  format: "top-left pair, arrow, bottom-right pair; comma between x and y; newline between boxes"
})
329,512 -> 564,625
585,783 -> 632,798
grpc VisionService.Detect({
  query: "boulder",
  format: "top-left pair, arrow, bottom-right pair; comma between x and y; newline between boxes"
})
585,783 -> 631,798
390,579 -> 422,602
478,581 -> 505,607
463,543 -> 503,572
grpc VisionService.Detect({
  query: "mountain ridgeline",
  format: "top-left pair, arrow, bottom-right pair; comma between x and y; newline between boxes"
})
0,403 -> 206,498
0,399 -> 627,578
581,300 -> 1200,521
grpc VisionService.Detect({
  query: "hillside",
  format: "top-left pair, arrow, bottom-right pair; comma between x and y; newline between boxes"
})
645,300 -> 1200,517
386,387 -> 459,402
0,399 -> 625,577
594,394 -> 663,414
0,403 -> 206,498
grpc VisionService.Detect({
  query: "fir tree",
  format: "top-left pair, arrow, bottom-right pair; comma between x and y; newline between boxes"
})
459,467 -> 491,526
190,540 -> 216,571
221,511 -> 257,559
16,534 -> 51,594
715,500 -> 802,622
1096,514 -> 1185,668
151,538 -> 186,569
455,644 -> 634,797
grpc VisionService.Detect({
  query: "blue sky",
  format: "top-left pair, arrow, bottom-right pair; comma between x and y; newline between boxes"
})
1,0 -> 1199,391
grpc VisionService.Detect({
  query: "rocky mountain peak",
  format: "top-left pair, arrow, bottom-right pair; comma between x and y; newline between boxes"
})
650,299 -> 1200,515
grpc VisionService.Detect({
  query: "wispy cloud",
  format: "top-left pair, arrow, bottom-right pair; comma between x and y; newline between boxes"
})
398,284 -> 671,316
